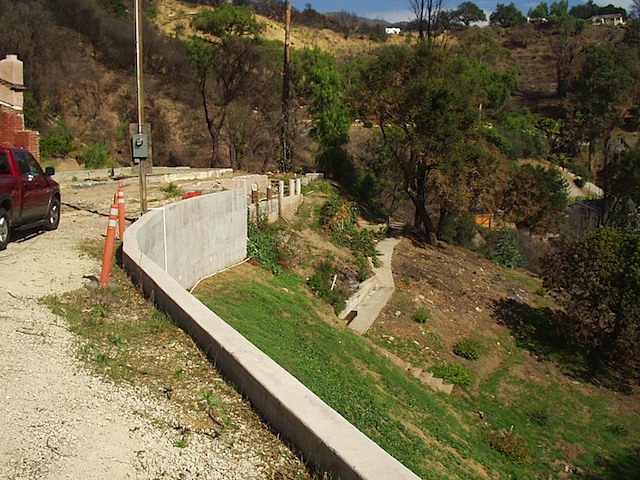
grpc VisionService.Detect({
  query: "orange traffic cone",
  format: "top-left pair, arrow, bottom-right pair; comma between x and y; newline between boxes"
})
99,198 -> 119,287
117,182 -> 125,240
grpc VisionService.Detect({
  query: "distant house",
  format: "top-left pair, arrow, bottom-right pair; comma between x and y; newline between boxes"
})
385,27 -> 401,35
589,13 -> 626,26
527,16 -> 548,24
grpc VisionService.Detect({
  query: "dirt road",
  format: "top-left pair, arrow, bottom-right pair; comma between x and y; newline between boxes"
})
0,181 -> 292,479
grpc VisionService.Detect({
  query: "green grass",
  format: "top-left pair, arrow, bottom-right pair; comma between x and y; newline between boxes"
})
194,265 -> 640,479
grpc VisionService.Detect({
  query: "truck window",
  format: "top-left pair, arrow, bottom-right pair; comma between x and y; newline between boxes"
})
0,153 -> 9,175
15,151 -> 43,176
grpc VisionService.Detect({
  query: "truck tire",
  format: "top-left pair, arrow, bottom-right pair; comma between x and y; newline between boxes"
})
0,208 -> 9,250
44,197 -> 60,231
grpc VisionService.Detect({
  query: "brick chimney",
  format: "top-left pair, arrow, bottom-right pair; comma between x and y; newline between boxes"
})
0,54 -> 40,160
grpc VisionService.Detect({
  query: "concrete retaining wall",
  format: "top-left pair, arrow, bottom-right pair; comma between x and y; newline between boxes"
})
122,189 -> 420,480
142,189 -> 247,289
338,276 -> 378,320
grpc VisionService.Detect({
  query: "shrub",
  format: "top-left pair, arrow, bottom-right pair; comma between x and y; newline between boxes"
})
307,261 -> 348,313
439,211 -> 478,248
486,430 -> 532,464
247,219 -> 286,275
40,119 -> 75,161
319,196 -> 382,263
76,143 -> 113,169
160,182 -> 184,198
429,363 -> 473,386
453,339 -> 485,360
527,408 -> 551,427
413,309 -> 431,324
492,229 -> 523,269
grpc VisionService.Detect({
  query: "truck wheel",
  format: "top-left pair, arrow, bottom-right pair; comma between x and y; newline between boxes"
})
0,208 -> 9,250
44,197 -> 60,231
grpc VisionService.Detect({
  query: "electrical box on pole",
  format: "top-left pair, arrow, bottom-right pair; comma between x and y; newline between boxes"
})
131,133 -> 149,161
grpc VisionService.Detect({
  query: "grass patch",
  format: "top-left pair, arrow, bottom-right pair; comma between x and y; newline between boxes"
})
194,265 -> 554,479
453,338 -> 486,360
194,263 -> 640,479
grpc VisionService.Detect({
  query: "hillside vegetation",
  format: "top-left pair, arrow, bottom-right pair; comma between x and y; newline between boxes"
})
5,0 -> 639,478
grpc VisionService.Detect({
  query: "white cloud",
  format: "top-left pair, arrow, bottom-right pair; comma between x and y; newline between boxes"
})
366,9 -> 414,23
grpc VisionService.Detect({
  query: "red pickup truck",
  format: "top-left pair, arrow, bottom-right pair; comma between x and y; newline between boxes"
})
0,147 -> 60,250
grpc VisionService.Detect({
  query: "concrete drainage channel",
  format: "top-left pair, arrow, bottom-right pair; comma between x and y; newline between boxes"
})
122,189 -> 421,480
339,237 -> 454,395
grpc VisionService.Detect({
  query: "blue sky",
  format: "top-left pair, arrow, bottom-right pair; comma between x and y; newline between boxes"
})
291,0 -> 633,23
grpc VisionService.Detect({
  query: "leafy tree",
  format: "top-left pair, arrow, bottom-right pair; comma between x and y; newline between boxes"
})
569,0 -> 600,19
40,119 -> 75,161
528,2 -> 549,18
454,1 -> 486,25
348,44 -> 506,245
543,228 -> 640,385
598,141 -> 640,228
192,3 -> 262,37
569,43 -> 639,172
549,14 -> 583,98
502,163 -> 568,235
549,0 -> 568,17
490,3 -> 526,28
292,48 -> 351,178
185,34 -> 265,167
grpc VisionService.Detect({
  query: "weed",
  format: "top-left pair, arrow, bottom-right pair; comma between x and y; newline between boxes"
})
453,339 -> 485,360
76,143 -> 113,169
197,389 -> 223,409
486,430 -> 532,464
527,408 -> 551,427
429,363 -> 473,386
173,368 -> 184,379
307,261 -> 348,314
174,435 -> 189,448
160,182 -> 184,198
412,309 -> 431,324
606,423 -> 629,437
247,218 -> 287,275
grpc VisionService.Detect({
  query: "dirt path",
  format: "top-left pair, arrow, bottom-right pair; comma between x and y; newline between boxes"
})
0,182 -> 293,479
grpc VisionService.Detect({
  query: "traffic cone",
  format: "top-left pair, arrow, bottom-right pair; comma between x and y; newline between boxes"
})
99,198 -> 119,287
117,182 -> 126,240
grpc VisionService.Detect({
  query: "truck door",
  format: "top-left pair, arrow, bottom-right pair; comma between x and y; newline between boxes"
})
15,150 -> 50,221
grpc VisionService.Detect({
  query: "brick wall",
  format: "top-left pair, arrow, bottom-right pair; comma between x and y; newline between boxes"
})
0,55 -> 40,160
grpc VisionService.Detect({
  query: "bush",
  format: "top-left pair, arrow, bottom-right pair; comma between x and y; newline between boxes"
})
76,143 -> 113,169
307,261 -> 348,313
413,309 -> 431,324
319,196 -> 382,263
491,229 -> 523,269
486,430 -> 532,464
527,408 -> 551,427
247,219 -> 286,275
40,120 -> 75,161
439,211 -> 478,248
429,363 -> 473,386
453,339 -> 485,360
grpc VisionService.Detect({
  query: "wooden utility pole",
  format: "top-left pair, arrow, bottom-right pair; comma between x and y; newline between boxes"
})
135,0 -> 147,214
281,0 -> 292,171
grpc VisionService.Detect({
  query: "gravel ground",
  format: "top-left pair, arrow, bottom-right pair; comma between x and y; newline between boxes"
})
0,181 -> 297,479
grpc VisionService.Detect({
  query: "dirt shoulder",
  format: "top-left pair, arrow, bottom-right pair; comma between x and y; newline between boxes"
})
0,179 -> 307,479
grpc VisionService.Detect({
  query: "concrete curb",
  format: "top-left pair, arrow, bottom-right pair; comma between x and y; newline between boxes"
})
123,191 -> 421,480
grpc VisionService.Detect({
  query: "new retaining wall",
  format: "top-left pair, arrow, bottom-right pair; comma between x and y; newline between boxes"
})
122,188 -> 420,480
